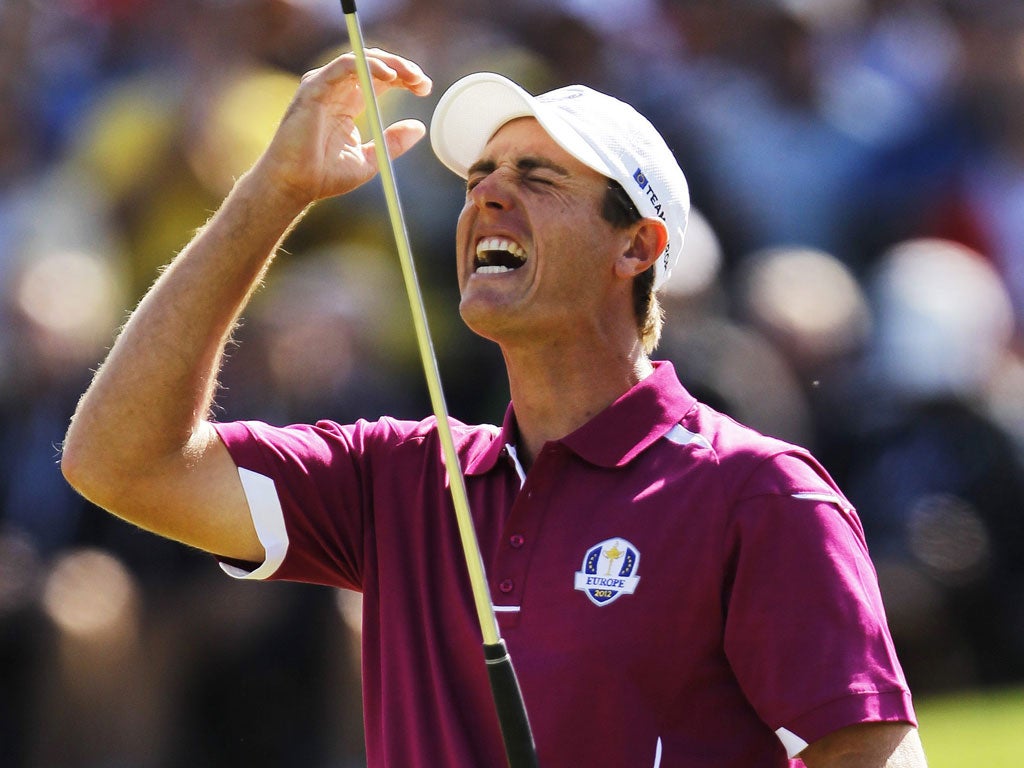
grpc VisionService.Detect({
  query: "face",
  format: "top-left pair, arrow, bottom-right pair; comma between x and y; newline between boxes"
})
455,118 -> 634,345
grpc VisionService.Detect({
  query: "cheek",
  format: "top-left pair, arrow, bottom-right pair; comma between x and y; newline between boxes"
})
551,224 -> 626,281
455,206 -> 474,265
455,202 -> 473,243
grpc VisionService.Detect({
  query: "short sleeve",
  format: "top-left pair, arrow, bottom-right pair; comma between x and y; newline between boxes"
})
722,452 -> 916,754
213,418 -> 378,590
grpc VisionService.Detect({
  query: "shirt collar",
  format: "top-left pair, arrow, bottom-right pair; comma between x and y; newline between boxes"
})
464,360 -> 697,474
464,404 -> 521,476
560,360 -> 697,467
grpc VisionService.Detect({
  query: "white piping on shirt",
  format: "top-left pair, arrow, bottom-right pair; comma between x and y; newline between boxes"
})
491,605 -> 522,613
791,490 -> 855,516
791,491 -> 843,505
653,736 -> 663,767
664,424 -> 713,450
505,443 -> 527,487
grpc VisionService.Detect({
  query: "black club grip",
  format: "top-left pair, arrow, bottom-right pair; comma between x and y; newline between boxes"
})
483,641 -> 540,768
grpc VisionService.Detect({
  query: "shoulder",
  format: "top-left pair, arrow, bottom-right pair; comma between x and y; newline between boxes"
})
680,401 -> 848,505
357,415 -> 500,455
214,415 -> 501,465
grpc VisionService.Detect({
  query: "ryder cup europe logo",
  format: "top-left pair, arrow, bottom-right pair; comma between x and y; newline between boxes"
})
574,538 -> 641,607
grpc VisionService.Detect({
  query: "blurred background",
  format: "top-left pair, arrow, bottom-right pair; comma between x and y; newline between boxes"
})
1,0 -> 1022,765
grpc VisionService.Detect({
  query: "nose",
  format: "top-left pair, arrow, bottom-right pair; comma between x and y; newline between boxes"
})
468,168 -> 515,212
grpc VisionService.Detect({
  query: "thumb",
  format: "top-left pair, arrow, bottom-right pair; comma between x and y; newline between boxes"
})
363,119 -> 427,168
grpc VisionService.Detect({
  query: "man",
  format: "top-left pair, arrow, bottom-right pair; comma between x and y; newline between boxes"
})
62,49 -> 927,767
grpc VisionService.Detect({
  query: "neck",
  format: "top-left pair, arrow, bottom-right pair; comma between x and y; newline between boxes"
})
501,338 -> 654,468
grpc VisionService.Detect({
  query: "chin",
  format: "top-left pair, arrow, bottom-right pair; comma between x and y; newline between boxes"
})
459,296 -> 521,344
459,302 -> 500,342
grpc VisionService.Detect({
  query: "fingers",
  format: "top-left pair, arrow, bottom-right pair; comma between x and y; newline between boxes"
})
258,50 -> 430,204
310,48 -> 432,97
302,118 -> 425,201
366,48 -> 432,96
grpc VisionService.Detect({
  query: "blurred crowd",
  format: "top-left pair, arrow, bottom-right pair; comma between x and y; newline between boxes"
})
1,0 -> 1023,765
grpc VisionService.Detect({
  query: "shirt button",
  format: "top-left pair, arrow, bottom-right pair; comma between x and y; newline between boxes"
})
499,579 -> 514,593
509,534 -> 525,549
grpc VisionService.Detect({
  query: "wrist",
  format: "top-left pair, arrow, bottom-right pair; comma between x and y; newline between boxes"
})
235,160 -> 315,223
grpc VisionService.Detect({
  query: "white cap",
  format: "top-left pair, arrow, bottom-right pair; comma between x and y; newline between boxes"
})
430,73 -> 690,290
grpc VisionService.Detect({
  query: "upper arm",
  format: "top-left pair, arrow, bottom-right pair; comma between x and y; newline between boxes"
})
799,723 -> 927,768
62,420 -> 263,563
720,451 -> 919,756
159,422 -> 264,562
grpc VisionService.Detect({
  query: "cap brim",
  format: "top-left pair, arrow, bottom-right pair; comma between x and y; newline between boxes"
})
430,73 -> 613,181
430,73 -> 536,178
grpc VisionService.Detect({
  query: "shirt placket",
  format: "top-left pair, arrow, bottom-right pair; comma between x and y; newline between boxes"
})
488,443 -> 563,630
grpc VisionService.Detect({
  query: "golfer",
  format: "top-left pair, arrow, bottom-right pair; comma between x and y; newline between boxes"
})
62,49 -> 927,767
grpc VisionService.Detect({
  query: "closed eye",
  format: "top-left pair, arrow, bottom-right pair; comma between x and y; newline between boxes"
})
467,172 -> 557,191
464,156 -> 568,193
525,174 -> 555,186
466,159 -> 496,193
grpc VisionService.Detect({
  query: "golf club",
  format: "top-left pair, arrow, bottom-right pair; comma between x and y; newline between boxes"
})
338,2 -> 539,766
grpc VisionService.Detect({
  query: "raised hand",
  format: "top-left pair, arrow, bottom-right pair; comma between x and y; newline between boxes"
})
252,48 -> 432,208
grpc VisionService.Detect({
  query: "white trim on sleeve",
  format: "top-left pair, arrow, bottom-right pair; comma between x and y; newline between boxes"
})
775,727 -> 809,758
219,467 -> 289,580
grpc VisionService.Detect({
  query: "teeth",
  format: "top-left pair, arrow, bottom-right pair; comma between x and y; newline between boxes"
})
477,265 -> 514,274
475,237 -> 527,261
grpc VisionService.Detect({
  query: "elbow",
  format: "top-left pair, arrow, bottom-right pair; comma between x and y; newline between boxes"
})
60,422 -> 119,507
60,428 -> 96,500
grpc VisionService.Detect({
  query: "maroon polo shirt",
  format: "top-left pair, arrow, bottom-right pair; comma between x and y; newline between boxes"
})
213,361 -> 915,767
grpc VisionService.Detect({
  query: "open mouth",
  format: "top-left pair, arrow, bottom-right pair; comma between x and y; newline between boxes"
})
474,237 -> 528,274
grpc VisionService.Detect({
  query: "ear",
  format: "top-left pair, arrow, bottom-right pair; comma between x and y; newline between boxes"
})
613,219 -> 669,280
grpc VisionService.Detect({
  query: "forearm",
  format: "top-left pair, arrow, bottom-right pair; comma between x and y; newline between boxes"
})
881,728 -> 927,768
800,724 -> 927,768
62,168 -> 306,502
61,48 -> 430,549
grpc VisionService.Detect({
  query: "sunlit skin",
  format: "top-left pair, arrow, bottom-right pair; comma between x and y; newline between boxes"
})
455,118 -> 666,463
58,48 -> 927,766
456,118 -> 634,342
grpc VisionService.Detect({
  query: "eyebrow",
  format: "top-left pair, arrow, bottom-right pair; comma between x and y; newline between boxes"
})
466,155 -> 571,178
